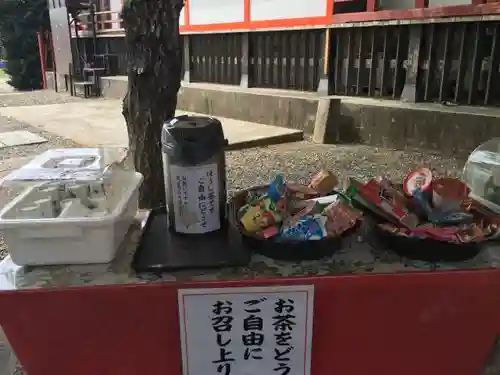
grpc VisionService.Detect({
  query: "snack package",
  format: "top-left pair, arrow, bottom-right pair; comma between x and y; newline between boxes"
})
323,201 -> 362,236
309,169 -> 339,196
279,215 -> 327,241
378,223 -> 411,237
456,224 -> 485,243
286,183 -> 319,200
259,225 -> 280,239
240,195 -> 282,232
292,194 -> 339,210
285,200 -> 320,227
268,173 -> 286,201
359,179 -> 419,228
411,226 -> 459,242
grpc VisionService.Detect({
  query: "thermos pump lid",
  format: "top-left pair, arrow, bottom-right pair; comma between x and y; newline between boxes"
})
162,115 -> 227,165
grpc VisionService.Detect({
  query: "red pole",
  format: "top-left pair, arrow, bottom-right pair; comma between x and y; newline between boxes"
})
366,0 -> 376,12
414,0 -> 426,8
37,31 -> 47,89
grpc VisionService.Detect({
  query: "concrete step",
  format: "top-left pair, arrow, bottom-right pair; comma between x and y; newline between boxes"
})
0,101 -> 304,150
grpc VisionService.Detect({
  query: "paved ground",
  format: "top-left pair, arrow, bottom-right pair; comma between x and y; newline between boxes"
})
0,99 -> 303,148
0,88 -> 468,375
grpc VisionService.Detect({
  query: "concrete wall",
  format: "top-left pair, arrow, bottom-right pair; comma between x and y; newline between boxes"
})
45,71 -> 67,92
337,99 -> 500,157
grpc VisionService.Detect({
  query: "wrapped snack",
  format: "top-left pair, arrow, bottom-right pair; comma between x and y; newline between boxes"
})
411,226 -> 459,242
378,223 -> 411,236
285,200 -> 320,227
457,224 -> 485,243
268,173 -> 286,201
276,196 -> 289,217
259,225 -> 280,239
323,201 -> 362,236
379,178 -> 409,208
292,194 -> 339,210
286,183 -> 319,200
309,169 -> 339,196
279,215 -> 327,241
240,195 -> 282,232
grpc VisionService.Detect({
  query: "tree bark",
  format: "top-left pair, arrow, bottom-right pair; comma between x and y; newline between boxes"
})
121,0 -> 184,209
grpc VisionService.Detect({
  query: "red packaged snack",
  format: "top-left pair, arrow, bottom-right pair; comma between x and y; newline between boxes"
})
308,169 -> 339,196
358,179 -> 418,228
323,201 -> 361,236
285,200 -> 319,227
259,225 -> 280,239
403,168 -> 433,197
286,183 -> 320,200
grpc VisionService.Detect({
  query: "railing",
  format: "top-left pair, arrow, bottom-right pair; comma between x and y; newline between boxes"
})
330,20 -> 500,105
79,10 -> 123,34
69,5 -> 500,106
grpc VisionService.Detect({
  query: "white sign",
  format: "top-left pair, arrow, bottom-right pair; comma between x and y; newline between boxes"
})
178,285 -> 314,375
170,163 -> 220,234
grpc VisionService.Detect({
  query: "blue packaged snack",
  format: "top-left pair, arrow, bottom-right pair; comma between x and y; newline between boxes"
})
279,215 -> 327,241
268,173 -> 286,201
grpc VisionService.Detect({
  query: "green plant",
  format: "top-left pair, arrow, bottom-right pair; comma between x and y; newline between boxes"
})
0,0 -> 49,90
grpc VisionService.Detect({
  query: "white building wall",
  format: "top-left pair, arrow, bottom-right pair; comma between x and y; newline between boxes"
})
109,0 -> 122,28
428,0 -> 472,6
250,0 -> 327,21
189,0 -> 245,25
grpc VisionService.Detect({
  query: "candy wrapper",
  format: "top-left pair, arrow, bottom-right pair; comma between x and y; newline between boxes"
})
239,194 -> 282,232
268,173 -> 286,201
259,225 -> 280,239
323,201 -> 362,236
309,169 -> 339,196
286,183 -> 319,200
285,200 -> 320,227
279,215 -> 327,241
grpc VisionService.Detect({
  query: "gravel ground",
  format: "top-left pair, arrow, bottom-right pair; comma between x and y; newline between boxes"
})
226,141 -> 465,192
0,114 -> 81,262
0,90 -> 84,107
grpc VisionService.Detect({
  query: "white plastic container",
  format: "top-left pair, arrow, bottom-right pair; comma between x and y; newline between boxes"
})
0,148 -> 143,266
463,138 -> 500,264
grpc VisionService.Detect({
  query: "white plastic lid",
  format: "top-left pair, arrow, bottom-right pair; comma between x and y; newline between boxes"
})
1,148 -> 128,185
463,138 -> 500,214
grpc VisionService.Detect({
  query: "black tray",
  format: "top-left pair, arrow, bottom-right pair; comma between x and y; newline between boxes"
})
372,224 -> 482,263
228,187 -> 346,261
350,191 -> 483,262
132,208 -> 251,273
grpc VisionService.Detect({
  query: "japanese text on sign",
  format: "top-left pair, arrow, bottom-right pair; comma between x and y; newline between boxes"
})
170,164 -> 220,234
178,285 -> 314,375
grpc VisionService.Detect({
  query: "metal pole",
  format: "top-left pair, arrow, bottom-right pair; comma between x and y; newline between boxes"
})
90,0 -> 98,60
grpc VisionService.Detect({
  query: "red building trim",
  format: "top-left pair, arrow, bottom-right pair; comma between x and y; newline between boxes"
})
331,2 -> 500,24
244,0 -> 251,23
366,0 -> 376,12
174,0 -> 500,34
179,0 -> 332,34
183,0 -> 190,27
415,0 -> 426,8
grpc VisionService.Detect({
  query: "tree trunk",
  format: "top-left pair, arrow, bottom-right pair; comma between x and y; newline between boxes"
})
121,0 -> 184,209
